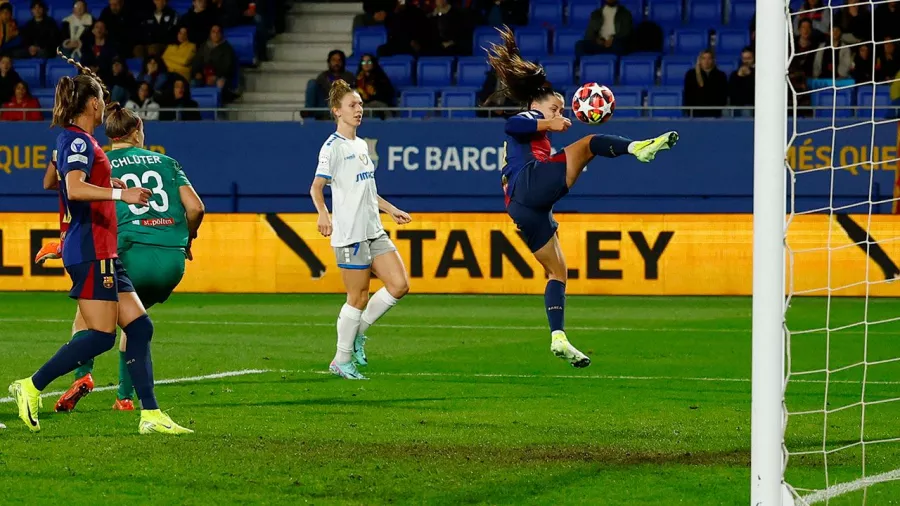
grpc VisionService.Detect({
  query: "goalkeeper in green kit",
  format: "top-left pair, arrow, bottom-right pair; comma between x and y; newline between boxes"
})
41,105 -> 206,412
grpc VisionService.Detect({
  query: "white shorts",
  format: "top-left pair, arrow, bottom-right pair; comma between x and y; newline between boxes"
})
334,234 -> 397,270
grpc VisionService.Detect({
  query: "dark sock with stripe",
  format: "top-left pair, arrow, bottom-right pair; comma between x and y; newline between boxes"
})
117,351 -> 135,400
544,280 -> 566,332
32,329 -> 117,391
122,314 -> 158,410
71,330 -> 95,379
589,134 -> 632,158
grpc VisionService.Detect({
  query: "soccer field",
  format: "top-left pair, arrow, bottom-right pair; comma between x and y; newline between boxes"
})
1,293 -> 899,505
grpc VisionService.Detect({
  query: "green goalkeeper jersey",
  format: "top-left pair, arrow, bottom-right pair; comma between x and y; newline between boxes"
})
108,146 -> 192,251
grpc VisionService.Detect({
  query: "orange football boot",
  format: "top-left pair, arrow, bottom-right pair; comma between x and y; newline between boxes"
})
34,241 -> 62,265
112,398 -> 135,411
54,373 -> 94,412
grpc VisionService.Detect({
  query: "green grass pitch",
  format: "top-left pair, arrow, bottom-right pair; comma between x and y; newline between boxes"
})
1,293 -> 899,505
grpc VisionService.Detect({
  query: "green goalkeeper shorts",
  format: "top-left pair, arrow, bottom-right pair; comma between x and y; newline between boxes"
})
118,244 -> 186,308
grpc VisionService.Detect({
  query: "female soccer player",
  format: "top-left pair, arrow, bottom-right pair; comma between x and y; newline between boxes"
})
43,106 -> 205,413
8,52 -> 192,435
309,79 -> 411,380
487,27 -> 678,368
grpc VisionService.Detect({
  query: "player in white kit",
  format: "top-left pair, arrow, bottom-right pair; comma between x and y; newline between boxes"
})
309,79 -> 412,380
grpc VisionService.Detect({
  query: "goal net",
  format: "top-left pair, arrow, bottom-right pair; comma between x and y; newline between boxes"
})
778,0 -> 900,503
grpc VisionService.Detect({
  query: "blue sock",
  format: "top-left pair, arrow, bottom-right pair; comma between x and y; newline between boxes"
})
589,134 -> 633,158
32,329 -> 116,391
122,314 -> 159,410
544,280 -> 566,332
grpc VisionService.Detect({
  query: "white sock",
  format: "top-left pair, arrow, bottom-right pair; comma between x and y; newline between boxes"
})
358,287 -> 399,336
334,304 -> 362,364
627,141 -> 638,154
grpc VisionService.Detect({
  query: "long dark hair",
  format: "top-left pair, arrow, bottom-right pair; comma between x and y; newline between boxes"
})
484,25 -> 557,107
51,48 -> 113,127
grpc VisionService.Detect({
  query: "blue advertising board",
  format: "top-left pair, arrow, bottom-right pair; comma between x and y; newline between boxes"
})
0,120 -> 896,213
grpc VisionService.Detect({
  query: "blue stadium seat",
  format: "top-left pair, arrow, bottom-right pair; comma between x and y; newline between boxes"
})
45,60 -> 78,85
813,89 -> 854,118
417,57 -> 454,87
660,56 -> 693,85
857,87 -> 894,119
473,26 -> 504,55
620,0 -> 644,20
717,28 -> 750,55
540,57 -> 574,87
673,29 -> 709,55
618,55 -> 657,86
530,0 -> 563,25
456,56 -> 489,87
579,55 -> 616,85
553,28 -> 583,55
401,89 -> 436,118
345,55 -> 360,73
126,57 -> 144,77
717,59 -> 738,77
224,26 -> 256,66
612,86 -> 645,117
380,55 -> 414,87
647,0 -> 683,27
90,4 -> 103,19
30,87 -> 56,108
567,0 -> 600,26
514,27 -> 549,57
169,0 -> 193,14
686,0 -> 722,27
190,87 -> 221,120
648,87 -> 683,117
14,60 -> 43,90
729,0 -> 755,25
353,26 -> 387,56
441,88 -> 477,118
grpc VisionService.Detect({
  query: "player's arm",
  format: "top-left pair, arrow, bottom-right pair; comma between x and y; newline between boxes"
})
311,142 -> 335,237
505,114 -> 570,135
377,195 -> 411,225
179,185 -> 205,238
65,171 -> 150,204
42,157 -> 58,191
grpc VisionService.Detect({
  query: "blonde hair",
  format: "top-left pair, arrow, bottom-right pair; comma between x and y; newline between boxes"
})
51,48 -> 114,128
694,49 -> 715,88
328,79 -> 357,121
105,105 -> 142,141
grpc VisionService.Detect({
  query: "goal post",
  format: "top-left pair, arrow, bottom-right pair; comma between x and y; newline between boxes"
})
751,0 -> 789,503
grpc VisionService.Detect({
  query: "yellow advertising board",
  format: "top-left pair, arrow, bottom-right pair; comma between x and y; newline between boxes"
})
1,213 -> 900,296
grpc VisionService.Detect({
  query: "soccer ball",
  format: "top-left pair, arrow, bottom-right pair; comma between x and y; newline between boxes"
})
571,83 -> 615,125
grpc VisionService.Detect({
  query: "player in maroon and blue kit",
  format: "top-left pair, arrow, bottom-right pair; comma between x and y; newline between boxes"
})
8,53 -> 192,435
487,27 -> 679,368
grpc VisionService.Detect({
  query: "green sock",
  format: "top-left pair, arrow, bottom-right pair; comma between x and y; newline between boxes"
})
117,351 -> 135,400
72,330 -> 95,379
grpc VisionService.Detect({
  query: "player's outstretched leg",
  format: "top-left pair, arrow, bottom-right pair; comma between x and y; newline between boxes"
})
354,248 -> 410,367
562,132 -> 680,189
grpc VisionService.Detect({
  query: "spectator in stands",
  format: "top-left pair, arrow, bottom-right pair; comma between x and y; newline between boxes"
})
99,0 -> 135,57
874,0 -> 899,41
813,26 -> 852,79
877,39 -> 899,83
851,43 -> 874,84
355,53 -> 394,117
354,0 -> 395,29
16,1 -> 60,59
163,26 -> 196,80
159,76 -> 201,120
181,0 -> 218,45
793,0 -> 830,41
190,24 -> 236,94
107,56 -> 137,105
426,0 -> 472,56
790,19 -> 816,116
0,55 -> 20,104
575,0 -> 633,57
137,0 -> 179,58
305,49 -> 354,118
80,21 -> 120,78
683,49 -> 728,118
475,0 -> 526,27
139,55 -> 170,95
126,81 -> 161,120
836,0 -> 871,44
1,81 -> 42,121
60,0 -> 93,59
377,0 -> 430,57
0,3 -> 19,54
211,0 -> 267,62
476,67 -> 516,117
729,47 -> 754,117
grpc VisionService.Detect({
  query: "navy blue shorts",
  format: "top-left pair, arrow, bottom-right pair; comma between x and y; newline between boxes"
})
507,158 -> 569,252
66,258 -> 135,301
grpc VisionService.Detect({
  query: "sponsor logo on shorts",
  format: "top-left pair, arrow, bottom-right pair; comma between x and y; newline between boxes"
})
140,218 -> 175,227
102,275 -> 114,289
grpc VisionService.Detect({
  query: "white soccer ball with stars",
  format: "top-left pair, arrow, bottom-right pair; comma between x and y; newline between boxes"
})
571,82 -> 615,125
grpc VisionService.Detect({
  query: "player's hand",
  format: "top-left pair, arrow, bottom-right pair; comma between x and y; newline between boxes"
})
548,116 -> 571,132
110,177 -> 127,189
390,208 -> 412,225
122,187 -> 152,206
186,239 -> 194,261
317,212 -> 332,237
34,241 -> 62,265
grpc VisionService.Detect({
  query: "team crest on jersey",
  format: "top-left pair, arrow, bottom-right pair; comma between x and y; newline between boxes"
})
363,138 -> 379,169
359,153 -> 370,166
70,138 -> 87,153
102,275 -> 114,289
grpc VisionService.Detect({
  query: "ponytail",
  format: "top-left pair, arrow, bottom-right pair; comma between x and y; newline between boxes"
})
50,48 -> 116,127
51,76 -> 75,128
105,104 -> 142,142
484,25 -> 556,107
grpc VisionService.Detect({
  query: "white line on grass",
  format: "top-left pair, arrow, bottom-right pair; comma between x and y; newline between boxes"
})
800,468 -> 900,504
0,369 -> 271,404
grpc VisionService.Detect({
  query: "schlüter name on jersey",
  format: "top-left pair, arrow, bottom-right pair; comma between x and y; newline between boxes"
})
355,171 -> 375,182
135,217 -> 175,227
111,154 -> 163,168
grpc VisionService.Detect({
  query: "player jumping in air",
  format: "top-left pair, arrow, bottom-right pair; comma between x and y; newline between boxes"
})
487,27 -> 678,367
39,106 -> 205,413
310,79 -> 412,380
8,51 -> 192,434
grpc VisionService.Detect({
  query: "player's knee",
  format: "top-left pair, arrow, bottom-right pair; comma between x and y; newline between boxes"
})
547,261 -> 568,283
347,290 -> 369,309
123,314 -> 154,343
90,329 -> 117,352
387,277 -> 409,299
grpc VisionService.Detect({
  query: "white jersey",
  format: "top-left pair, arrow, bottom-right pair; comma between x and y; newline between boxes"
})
315,132 -> 383,248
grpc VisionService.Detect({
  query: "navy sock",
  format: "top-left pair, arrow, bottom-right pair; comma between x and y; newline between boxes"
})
544,280 -> 566,332
589,134 -> 633,158
122,314 -> 159,410
32,329 -> 116,391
